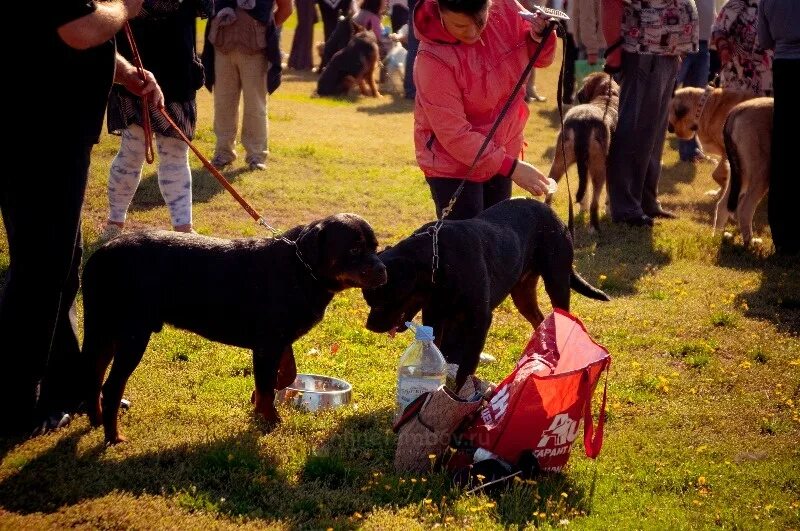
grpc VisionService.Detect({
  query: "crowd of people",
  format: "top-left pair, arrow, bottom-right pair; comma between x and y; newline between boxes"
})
0,0 -> 797,438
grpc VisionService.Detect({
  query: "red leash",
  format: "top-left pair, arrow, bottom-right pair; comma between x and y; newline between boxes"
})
117,24 -> 318,279
123,23 -> 155,164
121,22 -> 262,224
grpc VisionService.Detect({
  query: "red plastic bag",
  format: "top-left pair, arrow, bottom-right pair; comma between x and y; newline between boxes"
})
461,309 -> 610,472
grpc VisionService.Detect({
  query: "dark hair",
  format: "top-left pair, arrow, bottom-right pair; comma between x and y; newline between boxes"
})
360,0 -> 384,15
438,0 -> 490,16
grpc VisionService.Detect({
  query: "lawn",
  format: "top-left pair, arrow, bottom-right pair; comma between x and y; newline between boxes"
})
0,20 -> 798,530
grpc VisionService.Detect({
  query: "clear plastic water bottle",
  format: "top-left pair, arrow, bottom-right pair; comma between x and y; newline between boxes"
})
396,322 -> 446,418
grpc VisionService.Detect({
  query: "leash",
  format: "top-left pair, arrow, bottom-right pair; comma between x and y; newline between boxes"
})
123,24 -> 155,163
693,73 -> 721,132
430,17 -> 572,283
121,23 -> 318,281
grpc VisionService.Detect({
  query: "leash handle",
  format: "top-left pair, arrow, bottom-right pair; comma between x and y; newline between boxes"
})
123,23 -> 155,164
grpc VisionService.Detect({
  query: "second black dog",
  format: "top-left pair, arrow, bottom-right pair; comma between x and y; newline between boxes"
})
82,214 -> 386,443
363,198 -> 609,388
317,27 -> 381,97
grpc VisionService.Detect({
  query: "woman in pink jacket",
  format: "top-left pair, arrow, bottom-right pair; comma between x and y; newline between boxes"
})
413,0 -> 556,219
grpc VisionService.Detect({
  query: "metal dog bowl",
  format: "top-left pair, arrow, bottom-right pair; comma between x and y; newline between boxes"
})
274,374 -> 352,412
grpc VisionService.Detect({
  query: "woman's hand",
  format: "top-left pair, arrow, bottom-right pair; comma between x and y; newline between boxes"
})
510,160 -> 549,196
518,10 -> 548,42
115,54 -> 165,108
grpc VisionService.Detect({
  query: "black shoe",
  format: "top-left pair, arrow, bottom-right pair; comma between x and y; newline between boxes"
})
646,208 -> 677,219
618,214 -> 654,227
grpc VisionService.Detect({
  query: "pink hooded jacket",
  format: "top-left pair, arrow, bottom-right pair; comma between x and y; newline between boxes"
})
413,0 -> 556,181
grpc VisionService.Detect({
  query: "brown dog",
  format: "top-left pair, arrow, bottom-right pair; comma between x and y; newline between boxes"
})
82,214 -> 387,443
546,72 -> 619,231
668,87 -> 756,192
316,28 -> 381,98
713,97 -> 774,246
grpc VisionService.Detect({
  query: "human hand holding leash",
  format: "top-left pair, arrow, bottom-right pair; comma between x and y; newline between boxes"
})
115,56 -> 164,108
510,160 -> 550,196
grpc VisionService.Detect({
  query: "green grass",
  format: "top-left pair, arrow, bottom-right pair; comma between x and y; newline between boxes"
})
1,22 -> 799,530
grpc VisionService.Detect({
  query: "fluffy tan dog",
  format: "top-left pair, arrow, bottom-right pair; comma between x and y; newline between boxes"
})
668,87 -> 756,192
546,72 -> 619,231
713,97 -> 774,246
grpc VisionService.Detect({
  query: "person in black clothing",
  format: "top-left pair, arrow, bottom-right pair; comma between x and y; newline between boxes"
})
0,0 -> 162,438
318,0 -> 355,43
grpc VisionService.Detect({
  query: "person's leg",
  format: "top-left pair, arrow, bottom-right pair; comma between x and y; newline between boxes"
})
607,52 -> 657,223
403,0 -> 419,99
678,41 -> 710,161
318,1 -> 337,43
239,51 -> 270,167
769,59 -> 800,255
482,174 -> 513,210
212,49 -> 242,166
155,133 -> 193,231
641,55 -> 680,216
106,125 -> 148,229
288,0 -> 315,70
0,141 -> 91,434
426,178 -> 484,220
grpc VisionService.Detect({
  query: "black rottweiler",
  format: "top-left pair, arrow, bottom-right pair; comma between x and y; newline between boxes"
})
362,198 -> 609,388
317,27 -> 381,97
82,214 -> 386,443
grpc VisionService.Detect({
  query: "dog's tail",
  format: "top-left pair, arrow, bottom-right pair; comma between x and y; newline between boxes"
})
724,112 -> 743,213
572,121 -> 604,204
570,270 -> 611,301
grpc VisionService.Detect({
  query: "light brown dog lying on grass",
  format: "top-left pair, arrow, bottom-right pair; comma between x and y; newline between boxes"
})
546,72 -> 619,231
714,97 -> 774,247
668,87 -> 756,194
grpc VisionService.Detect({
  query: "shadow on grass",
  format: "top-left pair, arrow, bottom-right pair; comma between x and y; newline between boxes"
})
0,407 -> 590,527
127,167 -> 250,215
356,95 -> 414,116
715,242 -> 800,336
570,219 -> 671,298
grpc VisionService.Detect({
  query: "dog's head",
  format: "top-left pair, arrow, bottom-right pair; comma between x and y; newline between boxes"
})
576,72 -> 619,104
362,248 -> 427,335
295,213 -> 387,290
668,87 -> 703,139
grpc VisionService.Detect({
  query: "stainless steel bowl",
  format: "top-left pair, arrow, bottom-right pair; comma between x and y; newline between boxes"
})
274,373 -> 352,412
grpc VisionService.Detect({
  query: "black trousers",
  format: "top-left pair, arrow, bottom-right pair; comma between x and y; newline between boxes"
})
770,59 -> 800,255
426,175 -> 512,220
563,32 -> 578,104
318,0 -> 353,43
0,140 -> 91,433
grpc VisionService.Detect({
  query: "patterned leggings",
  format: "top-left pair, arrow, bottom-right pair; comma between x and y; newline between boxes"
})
108,124 -> 192,227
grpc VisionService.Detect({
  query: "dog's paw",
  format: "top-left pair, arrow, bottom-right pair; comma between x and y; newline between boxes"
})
748,237 -> 763,246
105,433 -> 128,445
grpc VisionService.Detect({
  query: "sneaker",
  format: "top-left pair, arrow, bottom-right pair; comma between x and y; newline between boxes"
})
479,352 -> 497,365
681,150 -> 717,164
99,223 -> 123,242
248,161 -> 267,171
30,412 -> 71,437
210,155 -> 234,169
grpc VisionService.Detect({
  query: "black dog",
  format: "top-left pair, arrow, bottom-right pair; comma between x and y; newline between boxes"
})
82,214 -> 386,443
317,27 -> 381,97
318,14 -> 356,73
363,198 -> 609,388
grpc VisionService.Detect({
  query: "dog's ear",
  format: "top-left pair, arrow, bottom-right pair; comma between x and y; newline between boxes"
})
295,219 -> 327,271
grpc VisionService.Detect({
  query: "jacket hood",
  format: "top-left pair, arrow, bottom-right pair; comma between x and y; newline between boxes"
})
414,0 -> 460,45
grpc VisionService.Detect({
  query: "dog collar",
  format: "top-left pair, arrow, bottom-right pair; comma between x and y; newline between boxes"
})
694,84 -> 714,130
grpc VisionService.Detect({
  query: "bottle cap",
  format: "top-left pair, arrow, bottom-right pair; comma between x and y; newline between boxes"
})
405,321 -> 435,341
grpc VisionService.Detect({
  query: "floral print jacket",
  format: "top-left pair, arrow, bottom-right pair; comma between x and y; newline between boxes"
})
712,0 -> 773,95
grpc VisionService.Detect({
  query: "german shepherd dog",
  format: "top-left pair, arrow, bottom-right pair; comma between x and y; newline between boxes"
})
545,72 -> 619,231
317,25 -> 381,97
